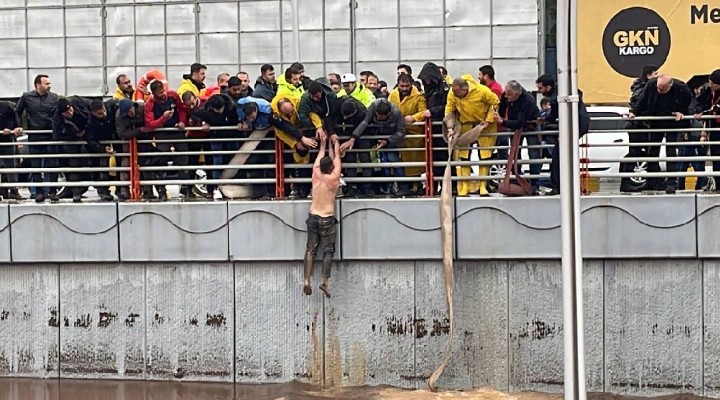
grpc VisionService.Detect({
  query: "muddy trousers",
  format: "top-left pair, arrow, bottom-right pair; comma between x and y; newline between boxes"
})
304,214 -> 337,280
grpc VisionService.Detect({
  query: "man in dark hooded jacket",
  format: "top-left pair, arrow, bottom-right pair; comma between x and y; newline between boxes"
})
417,62 -> 451,191
693,69 -> 720,184
336,96 -> 374,196
85,99 -> 118,201
52,96 -> 92,202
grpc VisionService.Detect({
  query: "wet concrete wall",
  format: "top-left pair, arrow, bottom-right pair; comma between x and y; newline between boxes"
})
0,195 -> 717,396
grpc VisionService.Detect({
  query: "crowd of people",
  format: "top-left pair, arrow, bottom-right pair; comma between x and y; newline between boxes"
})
0,59 -> 615,203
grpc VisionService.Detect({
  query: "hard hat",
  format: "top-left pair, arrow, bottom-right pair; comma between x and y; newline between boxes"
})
341,73 -> 357,84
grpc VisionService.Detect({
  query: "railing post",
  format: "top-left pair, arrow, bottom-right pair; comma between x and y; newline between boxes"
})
275,136 -> 285,199
130,138 -> 141,201
425,117 -> 435,196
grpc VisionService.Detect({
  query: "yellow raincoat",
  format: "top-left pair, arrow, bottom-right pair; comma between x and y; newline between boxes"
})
445,74 -> 500,196
389,85 -> 427,177
113,87 -> 132,101
271,94 -> 321,164
276,74 -> 304,100
177,79 -> 207,98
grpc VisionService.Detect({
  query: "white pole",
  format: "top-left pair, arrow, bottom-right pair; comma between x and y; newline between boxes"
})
291,0 -> 301,61
556,0 -> 585,399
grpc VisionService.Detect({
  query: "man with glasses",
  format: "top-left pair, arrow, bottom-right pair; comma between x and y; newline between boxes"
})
626,74 -> 693,194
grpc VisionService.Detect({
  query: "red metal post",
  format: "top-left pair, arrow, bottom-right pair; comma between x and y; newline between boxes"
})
275,137 -> 285,199
424,117 -> 435,196
130,138 -> 141,201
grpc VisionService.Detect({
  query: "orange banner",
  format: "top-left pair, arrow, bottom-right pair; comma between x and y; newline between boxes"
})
578,1 -> 719,104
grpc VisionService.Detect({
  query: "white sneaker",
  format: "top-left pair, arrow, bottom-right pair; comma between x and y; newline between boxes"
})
213,189 -> 222,200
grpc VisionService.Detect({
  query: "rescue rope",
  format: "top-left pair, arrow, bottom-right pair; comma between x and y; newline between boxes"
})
427,130 -> 457,392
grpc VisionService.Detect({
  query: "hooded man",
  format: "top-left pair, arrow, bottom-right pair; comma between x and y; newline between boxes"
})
417,63 -> 451,190
277,67 -> 304,100
86,99 -> 119,202
52,96 -> 92,202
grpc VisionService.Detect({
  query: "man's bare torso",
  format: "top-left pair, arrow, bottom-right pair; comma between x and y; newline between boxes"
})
309,172 -> 339,217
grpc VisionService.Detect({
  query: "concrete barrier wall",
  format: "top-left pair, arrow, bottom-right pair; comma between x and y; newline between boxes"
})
0,195 -> 717,396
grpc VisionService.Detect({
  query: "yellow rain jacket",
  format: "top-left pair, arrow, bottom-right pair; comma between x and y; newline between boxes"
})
445,74 -> 499,160
276,74 -> 304,101
271,94 -> 320,164
337,83 -> 376,107
177,78 -> 208,99
389,85 -> 427,176
113,87 -> 132,101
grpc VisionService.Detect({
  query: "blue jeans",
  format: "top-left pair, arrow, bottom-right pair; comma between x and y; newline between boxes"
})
382,149 -> 408,191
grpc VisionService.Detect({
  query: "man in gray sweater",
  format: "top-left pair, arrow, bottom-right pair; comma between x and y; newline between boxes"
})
16,74 -> 59,203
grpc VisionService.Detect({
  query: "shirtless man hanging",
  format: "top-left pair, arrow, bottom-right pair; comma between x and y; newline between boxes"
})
303,134 -> 341,297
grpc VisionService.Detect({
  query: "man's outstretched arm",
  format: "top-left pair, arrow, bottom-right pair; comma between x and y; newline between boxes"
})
313,137 -> 327,173
331,135 -> 341,178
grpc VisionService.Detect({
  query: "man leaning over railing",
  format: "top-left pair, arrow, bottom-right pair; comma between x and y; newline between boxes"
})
495,80 -> 540,194
417,63 -> 451,194
0,101 -> 24,201
144,80 -> 187,201
626,74 -> 693,194
351,99 -> 408,196
237,98 -> 275,199
52,97 -> 91,203
694,69 -> 720,185
86,100 -> 119,202
337,96 -> 374,197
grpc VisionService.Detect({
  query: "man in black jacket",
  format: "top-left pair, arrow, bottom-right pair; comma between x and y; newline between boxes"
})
628,74 -> 693,193
86,100 -> 118,202
536,74 -> 590,195
495,81 -> 541,191
337,96 -> 374,196
52,97 -> 91,202
0,101 -> 24,200
694,70 -> 720,185
417,62 -> 450,191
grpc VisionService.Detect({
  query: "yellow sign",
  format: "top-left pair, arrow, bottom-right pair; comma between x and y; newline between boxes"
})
578,1 -> 719,104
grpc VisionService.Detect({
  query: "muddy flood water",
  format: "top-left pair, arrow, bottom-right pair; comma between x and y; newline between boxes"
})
0,379 -> 713,400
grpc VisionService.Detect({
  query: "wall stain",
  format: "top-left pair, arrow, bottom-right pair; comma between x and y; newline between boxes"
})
125,313 -> 140,327
48,308 -> 59,327
22,311 -> 31,321
0,310 -> 9,321
98,312 -> 118,328
515,318 -> 562,341
74,314 -> 92,329
153,312 -> 165,326
612,381 -> 693,390
189,316 -> 199,326
206,313 -> 226,328
63,317 -> 69,327
386,316 -> 410,336
415,318 -> 427,339
431,318 -> 451,337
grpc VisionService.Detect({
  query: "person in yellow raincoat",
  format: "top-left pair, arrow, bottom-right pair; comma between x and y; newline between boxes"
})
271,93 -> 323,197
388,73 -> 427,192
276,67 -> 304,100
444,75 -> 500,197
177,63 -> 208,98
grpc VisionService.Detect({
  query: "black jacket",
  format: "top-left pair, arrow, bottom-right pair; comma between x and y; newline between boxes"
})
16,90 -> 59,133
417,63 -> 449,121
0,101 -> 19,142
335,96 -> 367,136
86,100 -> 118,153
629,77 -> 649,111
544,88 -> 591,135
632,78 -> 693,118
693,85 -> 720,128
253,77 -> 277,102
498,90 -> 540,131
52,96 -> 91,142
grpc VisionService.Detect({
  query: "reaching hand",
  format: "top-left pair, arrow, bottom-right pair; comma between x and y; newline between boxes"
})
301,136 -> 318,148
316,127 -> 327,140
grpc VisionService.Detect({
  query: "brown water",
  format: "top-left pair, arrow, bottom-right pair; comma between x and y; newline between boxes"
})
0,379 -> 713,400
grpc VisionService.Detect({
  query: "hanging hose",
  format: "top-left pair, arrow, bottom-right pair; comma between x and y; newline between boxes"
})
427,131 -> 456,392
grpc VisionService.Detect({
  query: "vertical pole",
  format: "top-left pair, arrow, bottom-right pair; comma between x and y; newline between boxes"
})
425,118 -> 435,196
130,138 -> 141,201
557,0 -> 585,399
275,137 -> 285,199
291,0 -> 301,61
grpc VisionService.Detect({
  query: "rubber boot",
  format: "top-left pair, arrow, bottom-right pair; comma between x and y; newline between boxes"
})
479,166 -> 490,197
456,166 -> 471,197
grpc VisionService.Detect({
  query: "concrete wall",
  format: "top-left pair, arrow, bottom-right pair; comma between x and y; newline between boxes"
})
0,195 -> 717,396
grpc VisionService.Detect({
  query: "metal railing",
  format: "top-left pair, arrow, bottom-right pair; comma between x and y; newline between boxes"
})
0,114 -> 718,201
